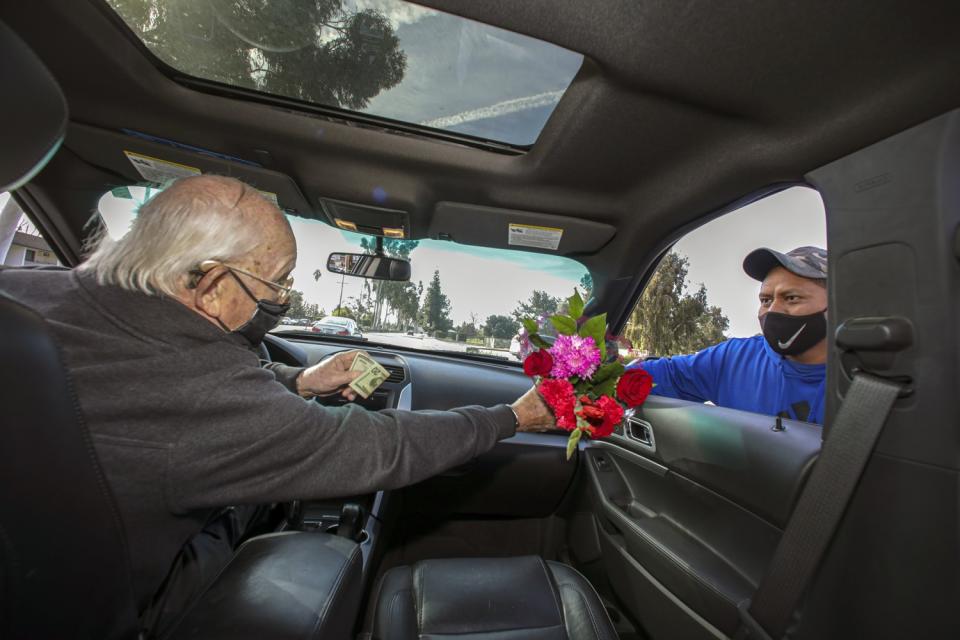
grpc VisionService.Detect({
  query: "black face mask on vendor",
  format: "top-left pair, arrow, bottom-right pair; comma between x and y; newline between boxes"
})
760,309 -> 827,357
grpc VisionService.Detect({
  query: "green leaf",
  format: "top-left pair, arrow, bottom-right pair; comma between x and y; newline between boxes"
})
579,313 -> 608,359
567,289 -> 584,320
566,428 -> 583,460
550,315 -> 577,336
591,361 -> 624,384
521,318 -> 539,334
593,377 -> 618,398
530,335 -> 550,349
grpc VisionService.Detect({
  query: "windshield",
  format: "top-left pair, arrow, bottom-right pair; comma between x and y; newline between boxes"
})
97,187 -> 589,362
104,0 -> 583,147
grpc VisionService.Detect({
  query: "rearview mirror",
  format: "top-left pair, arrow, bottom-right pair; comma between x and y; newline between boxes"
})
327,252 -> 411,281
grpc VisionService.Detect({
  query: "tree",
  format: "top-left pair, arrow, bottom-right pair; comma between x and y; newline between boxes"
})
358,237 -> 420,329
455,320 -> 478,340
579,272 -> 593,299
110,0 -> 407,111
331,305 -> 352,318
286,290 -> 324,320
623,252 -> 729,356
512,290 -> 562,322
483,315 -> 519,340
286,289 -> 307,317
420,270 -> 452,334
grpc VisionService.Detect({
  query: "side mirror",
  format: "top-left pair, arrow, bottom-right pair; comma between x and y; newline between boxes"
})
327,252 -> 411,281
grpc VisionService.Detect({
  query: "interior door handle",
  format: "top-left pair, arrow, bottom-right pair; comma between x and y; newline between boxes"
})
625,416 -> 655,450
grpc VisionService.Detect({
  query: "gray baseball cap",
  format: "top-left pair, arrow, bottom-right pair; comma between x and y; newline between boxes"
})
743,246 -> 828,281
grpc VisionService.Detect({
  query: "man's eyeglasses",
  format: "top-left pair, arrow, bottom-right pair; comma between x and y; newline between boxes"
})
195,260 -> 294,303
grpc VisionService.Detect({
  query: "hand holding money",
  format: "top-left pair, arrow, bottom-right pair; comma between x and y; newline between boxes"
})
296,350 -> 384,400
348,352 -> 390,399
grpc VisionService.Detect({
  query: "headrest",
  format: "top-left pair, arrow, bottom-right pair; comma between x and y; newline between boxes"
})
0,19 -> 67,192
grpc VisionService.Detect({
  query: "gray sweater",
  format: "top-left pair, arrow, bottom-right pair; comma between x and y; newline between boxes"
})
0,269 -> 515,612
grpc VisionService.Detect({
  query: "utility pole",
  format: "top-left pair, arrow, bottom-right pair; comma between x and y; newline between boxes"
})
337,271 -> 345,312
0,197 -> 23,265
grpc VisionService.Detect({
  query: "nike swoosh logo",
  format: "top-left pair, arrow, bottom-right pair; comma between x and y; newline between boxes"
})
778,324 -> 807,350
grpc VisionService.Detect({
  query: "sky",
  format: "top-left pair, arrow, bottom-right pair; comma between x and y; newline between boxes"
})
361,4 -> 583,145
673,186 -> 827,338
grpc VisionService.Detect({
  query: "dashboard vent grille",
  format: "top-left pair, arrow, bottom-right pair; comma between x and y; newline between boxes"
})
384,365 -> 406,384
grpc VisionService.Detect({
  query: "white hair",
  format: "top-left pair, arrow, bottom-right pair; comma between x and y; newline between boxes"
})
80,176 -> 265,297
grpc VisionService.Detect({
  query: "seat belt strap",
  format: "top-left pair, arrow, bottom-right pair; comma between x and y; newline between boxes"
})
738,373 -> 903,639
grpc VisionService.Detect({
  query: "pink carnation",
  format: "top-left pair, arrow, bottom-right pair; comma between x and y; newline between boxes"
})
548,334 -> 602,379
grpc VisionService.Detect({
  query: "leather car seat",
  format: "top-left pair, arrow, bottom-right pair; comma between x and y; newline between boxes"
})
0,17 -> 365,640
366,556 -> 618,640
0,16 -> 142,640
0,294 -> 143,638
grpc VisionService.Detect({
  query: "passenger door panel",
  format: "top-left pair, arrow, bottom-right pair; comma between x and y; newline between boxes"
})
586,396 -> 821,638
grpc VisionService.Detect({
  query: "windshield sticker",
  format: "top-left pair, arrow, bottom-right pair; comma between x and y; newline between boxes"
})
124,151 -> 201,184
508,223 -> 563,250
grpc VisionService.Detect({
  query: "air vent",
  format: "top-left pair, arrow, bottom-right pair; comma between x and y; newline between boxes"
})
383,364 -> 406,384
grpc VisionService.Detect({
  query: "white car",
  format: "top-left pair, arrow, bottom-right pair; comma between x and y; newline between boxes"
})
311,317 -> 362,338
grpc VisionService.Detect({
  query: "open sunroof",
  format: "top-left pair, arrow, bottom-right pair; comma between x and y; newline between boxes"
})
104,0 -> 584,147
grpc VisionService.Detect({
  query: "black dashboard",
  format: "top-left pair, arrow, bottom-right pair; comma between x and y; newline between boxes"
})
261,331 -> 578,521
262,332 -> 534,413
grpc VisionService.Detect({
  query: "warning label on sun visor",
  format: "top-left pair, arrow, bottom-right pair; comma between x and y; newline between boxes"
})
508,223 -> 563,250
124,151 -> 201,183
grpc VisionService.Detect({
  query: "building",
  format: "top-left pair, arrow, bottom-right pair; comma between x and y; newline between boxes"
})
3,223 -> 59,267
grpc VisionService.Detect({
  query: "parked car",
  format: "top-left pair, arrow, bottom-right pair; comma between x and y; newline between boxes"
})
311,316 -> 362,338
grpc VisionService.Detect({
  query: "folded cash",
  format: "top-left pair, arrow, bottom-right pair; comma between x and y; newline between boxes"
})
349,352 -> 390,399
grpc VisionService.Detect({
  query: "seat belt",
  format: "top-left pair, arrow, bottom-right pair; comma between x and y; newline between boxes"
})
736,372 -> 904,640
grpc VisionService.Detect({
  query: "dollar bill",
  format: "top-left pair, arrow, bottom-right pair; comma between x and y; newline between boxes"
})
349,352 -> 390,399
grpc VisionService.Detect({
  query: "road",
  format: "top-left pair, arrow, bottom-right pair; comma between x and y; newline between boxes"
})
272,326 -> 519,362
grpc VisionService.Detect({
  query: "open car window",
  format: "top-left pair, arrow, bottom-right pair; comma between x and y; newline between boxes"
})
0,191 -> 61,268
97,186 -> 589,361
622,185 -> 828,423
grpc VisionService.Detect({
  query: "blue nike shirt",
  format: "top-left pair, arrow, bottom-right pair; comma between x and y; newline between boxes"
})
629,335 -> 826,424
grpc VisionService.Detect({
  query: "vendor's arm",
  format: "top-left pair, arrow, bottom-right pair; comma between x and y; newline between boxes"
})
629,340 -> 731,404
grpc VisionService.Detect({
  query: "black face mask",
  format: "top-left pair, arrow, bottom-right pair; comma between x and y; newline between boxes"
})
218,271 -> 290,347
761,309 -> 827,356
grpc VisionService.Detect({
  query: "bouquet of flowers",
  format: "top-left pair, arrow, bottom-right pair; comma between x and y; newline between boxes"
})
520,290 -> 654,459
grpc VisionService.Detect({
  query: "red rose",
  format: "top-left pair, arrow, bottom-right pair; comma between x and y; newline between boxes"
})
576,395 -> 624,439
538,378 -> 577,431
592,396 -> 624,438
616,368 -> 653,407
523,350 -> 554,377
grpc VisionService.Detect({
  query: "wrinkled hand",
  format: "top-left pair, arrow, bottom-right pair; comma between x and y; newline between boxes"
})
511,386 -> 555,432
296,350 -> 367,401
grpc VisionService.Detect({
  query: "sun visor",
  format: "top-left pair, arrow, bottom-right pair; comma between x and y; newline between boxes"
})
0,19 -> 67,192
65,124 -> 312,215
429,202 -> 616,255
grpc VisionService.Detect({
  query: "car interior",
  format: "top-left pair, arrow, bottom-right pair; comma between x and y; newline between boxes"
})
1,1 -> 959,639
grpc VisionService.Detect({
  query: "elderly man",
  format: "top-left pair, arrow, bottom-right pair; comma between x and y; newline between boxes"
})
0,176 -> 552,634
631,246 -> 828,424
